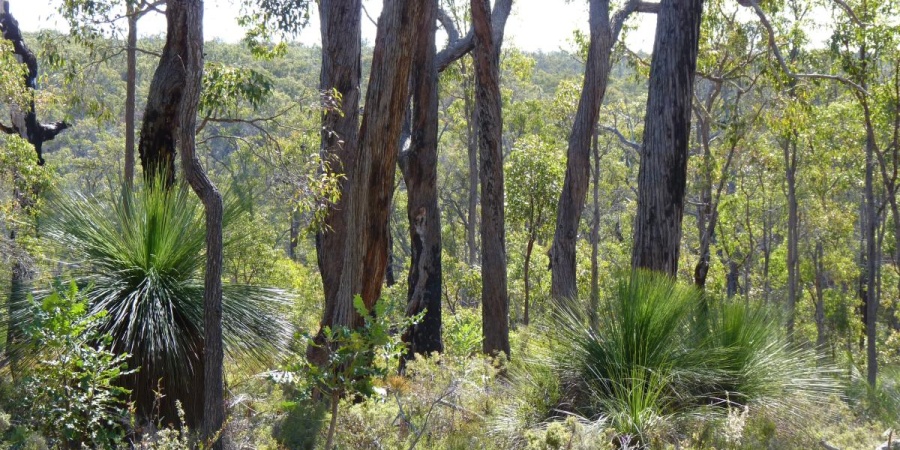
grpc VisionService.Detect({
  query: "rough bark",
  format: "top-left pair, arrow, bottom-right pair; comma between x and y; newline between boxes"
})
328,0 -> 423,329
309,0 -> 362,365
631,0 -> 704,275
550,0 -> 656,300
138,0 -> 190,187
589,129 -> 601,330
125,9 -> 137,188
472,0 -> 509,358
399,0 -> 443,361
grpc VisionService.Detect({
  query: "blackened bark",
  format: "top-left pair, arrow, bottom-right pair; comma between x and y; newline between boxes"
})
0,1 -> 69,165
399,0 -> 443,361
138,0 -> 194,187
589,129 -> 601,330
472,0 -> 509,357
864,103 -> 879,387
631,0 -> 704,275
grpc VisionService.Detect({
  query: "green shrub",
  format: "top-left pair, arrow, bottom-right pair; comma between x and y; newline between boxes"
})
17,282 -> 132,449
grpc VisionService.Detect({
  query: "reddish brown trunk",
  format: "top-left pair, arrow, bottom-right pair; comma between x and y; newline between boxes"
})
472,0 -> 509,357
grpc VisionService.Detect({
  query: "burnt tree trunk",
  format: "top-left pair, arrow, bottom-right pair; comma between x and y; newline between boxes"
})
1,1 -> 68,373
589,129 -> 601,330
784,136 -> 799,336
472,0 -> 509,357
0,1 -> 69,163
631,0 -> 704,275
125,8 -> 137,187
399,0 -> 443,361
138,0 -> 191,187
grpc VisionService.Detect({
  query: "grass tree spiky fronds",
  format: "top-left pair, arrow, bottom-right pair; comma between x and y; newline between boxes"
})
506,270 -> 839,446
35,179 -> 292,427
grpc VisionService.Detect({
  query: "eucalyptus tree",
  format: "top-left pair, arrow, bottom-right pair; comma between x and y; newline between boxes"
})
550,0 -> 659,300
311,0 -> 426,365
471,0 -> 510,357
631,0 -> 704,275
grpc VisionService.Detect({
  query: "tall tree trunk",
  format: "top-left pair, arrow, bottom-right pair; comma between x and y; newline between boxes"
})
631,0 -> 704,275
1,1 -> 68,374
524,232 -> 534,326
171,0 -> 224,445
589,129 -> 601,330
864,104 -> 880,387
472,0 -> 509,357
399,0 -> 443,361
125,9 -> 137,188
550,0 -> 613,300
309,0 -> 362,365
814,241 -> 827,350
329,0 -> 423,327
464,64 -> 479,266
784,137 -> 799,336
550,0 -> 657,300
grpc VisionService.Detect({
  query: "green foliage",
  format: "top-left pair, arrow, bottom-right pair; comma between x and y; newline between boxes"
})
17,282 -> 132,449
511,271 -> 838,446
35,179 -> 292,424
200,63 -> 273,118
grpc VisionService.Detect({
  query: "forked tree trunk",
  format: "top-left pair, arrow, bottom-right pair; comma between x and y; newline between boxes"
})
472,0 -> 509,357
631,0 -> 704,275
327,0 -> 424,330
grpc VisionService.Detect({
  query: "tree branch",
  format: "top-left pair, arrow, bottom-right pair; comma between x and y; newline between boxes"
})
611,0 -> 660,43
435,0 -> 512,72
601,125 -> 641,152
747,0 -> 867,95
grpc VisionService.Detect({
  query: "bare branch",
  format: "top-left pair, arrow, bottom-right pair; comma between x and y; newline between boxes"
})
436,7 -> 459,43
601,125 -> 641,152
611,0 -> 660,43
435,0 -> 512,72
361,3 -> 378,27
831,0 -> 863,26
747,0 -> 868,95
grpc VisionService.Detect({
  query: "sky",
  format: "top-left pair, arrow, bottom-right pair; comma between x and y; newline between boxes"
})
11,0 -> 662,53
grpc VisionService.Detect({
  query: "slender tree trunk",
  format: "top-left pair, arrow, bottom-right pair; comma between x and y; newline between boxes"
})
463,63 -> 479,266
550,0 -> 613,300
472,0 -> 509,357
524,233 -> 534,326
125,8 -> 137,188
631,0 -> 704,275
784,137 -> 799,336
864,107 -> 880,387
400,0 -> 443,361
589,129 -> 601,330
171,0 -> 223,445
814,241 -> 827,350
